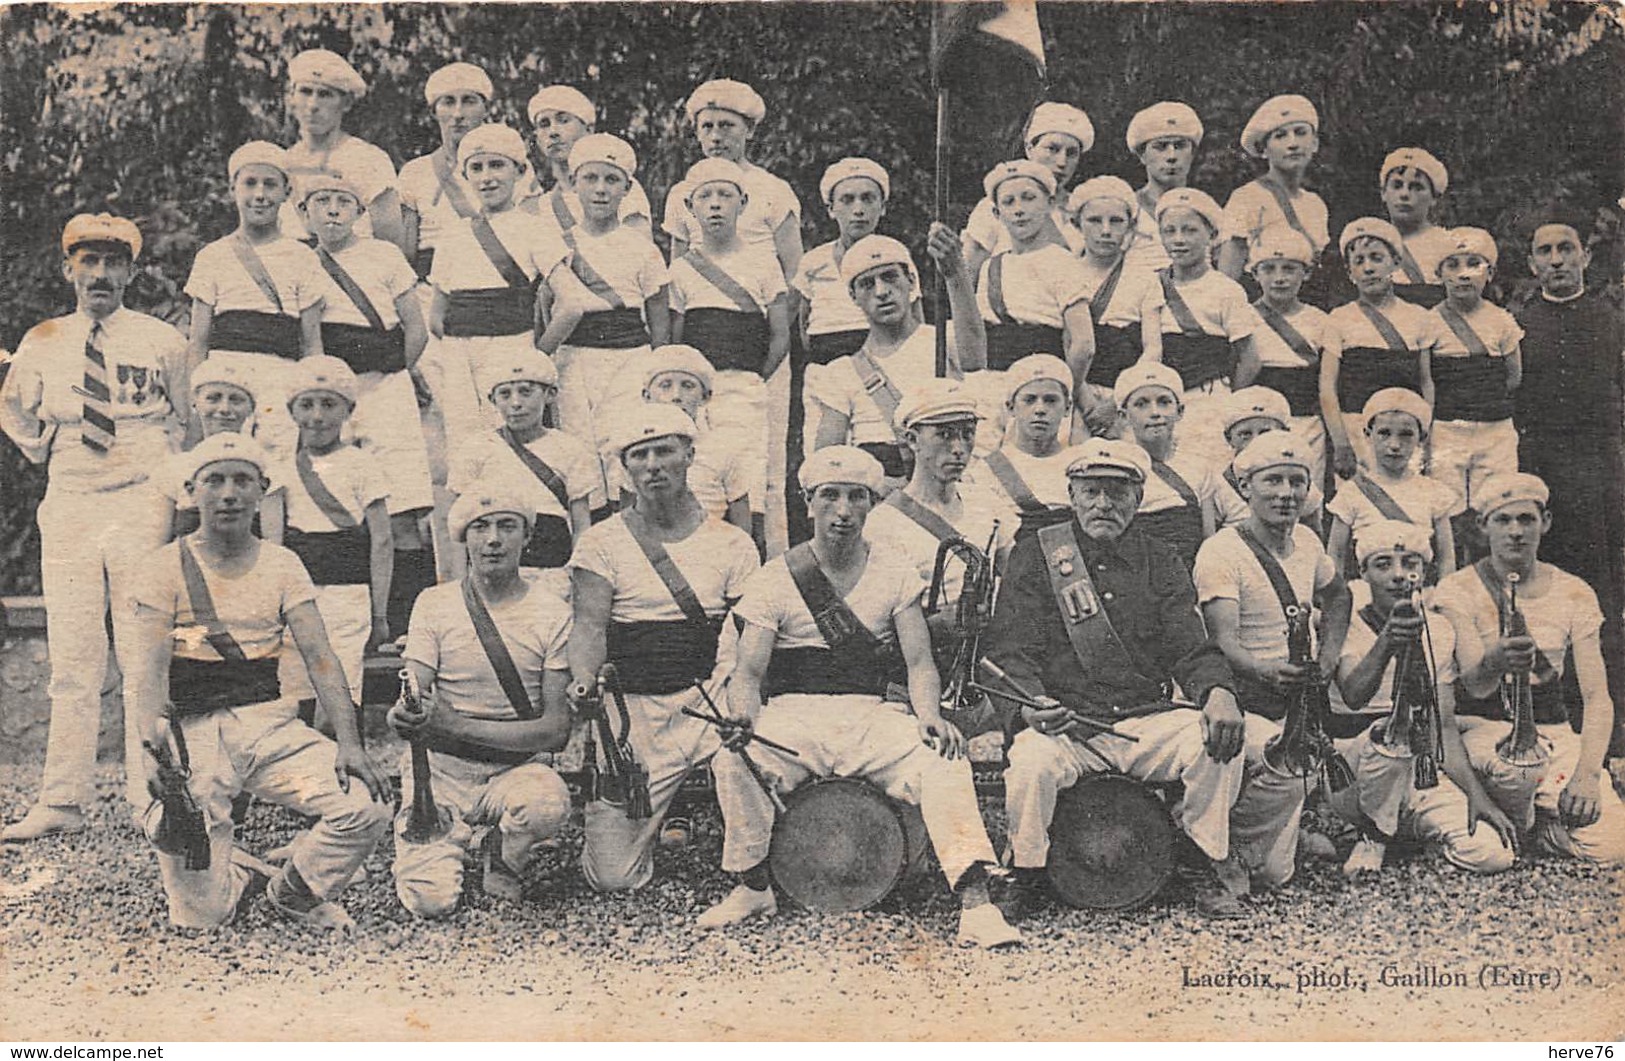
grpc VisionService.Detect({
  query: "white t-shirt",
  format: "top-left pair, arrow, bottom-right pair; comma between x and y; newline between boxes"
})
279,134 -> 399,242
1194,523 -> 1337,667
316,237 -> 418,329
663,161 -> 800,254
670,242 -> 787,316
1326,470 -> 1461,538
132,539 -> 317,662
1159,268 -> 1261,341
1138,444 -> 1219,515
284,443 -> 388,531
430,210 -> 569,293
794,240 -> 871,337
1434,562 -> 1604,693
185,236 -> 326,316
1394,226 -> 1459,287
568,513 -> 759,622
1080,258 -> 1164,329
805,325 -> 958,447
862,483 -> 1009,603
1334,578 -> 1458,714
734,542 -> 925,649
403,572 -> 571,721
1222,179 -> 1331,255
1327,298 -> 1433,353
1419,301 -> 1524,360
451,428 -> 600,520
976,243 -> 1093,328
549,225 -> 668,316
965,446 -> 1072,523
398,152 -> 478,252
1252,302 -> 1331,369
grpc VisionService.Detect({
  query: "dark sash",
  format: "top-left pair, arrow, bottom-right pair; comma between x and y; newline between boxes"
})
684,250 -> 763,315
1352,473 -> 1415,524
1253,366 -> 1319,416
771,543 -> 897,697
443,288 -> 534,337
1158,269 -> 1205,337
1438,304 -> 1492,358
621,510 -> 711,627
294,448 -> 360,530
1232,525 -> 1305,720
1392,280 -> 1445,309
284,526 -> 371,585
851,348 -> 906,441
169,540 -> 282,714
985,450 -> 1045,514
1088,258 -> 1126,321
177,540 -> 247,662
1255,176 -> 1315,247
985,323 -> 1064,371
317,247 -> 388,332
610,511 -> 727,690
1086,324 -> 1142,387
1453,561 -> 1568,726
807,328 -> 869,365
1138,458 -> 1204,568
520,514 -> 573,570
1035,522 -> 1164,709
1161,332 -> 1233,390
884,490 -> 962,544
1433,304 -> 1511,422
985,254 -> 1017,325
230,234 -> 284,313
549,187 -> 578,246
567,308 -> 649,349
1395,242 -> 1429,288
499,428 -> 571,510
460,577 -> 539,721
1356,301 -> 1411,354
469,215 -> 532,291
1254,301 -> 1319,366
570,248 -> 627,309
209,311 -> 302,358
1337,347 -> 1421,413
320,322 -> 406,374
681,308 -> 771,374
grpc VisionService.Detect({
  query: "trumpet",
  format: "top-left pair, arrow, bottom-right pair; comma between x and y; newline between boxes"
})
1379,573 -> 1443,789
925,522 -> 1000,735
397,668 -> 454,845
1263,606 -> 1355,796
1494,572 -> 1547,769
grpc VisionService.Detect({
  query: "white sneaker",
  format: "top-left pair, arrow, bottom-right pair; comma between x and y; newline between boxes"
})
957,902 -> 1023,949
1342,838 -> 1387,878
1,804 -> 85,843
697,885 -> 777,929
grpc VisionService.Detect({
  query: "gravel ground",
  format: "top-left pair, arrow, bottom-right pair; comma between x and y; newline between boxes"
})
2,759 -> 1623,1042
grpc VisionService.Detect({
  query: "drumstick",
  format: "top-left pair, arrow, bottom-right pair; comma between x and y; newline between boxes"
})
686,683 -> 804,758
972,661 -> 1141,743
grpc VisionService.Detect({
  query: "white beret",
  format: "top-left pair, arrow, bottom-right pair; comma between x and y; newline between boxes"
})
528,84 -> 596,127
286,355 -> 358,407
568,132 -> 637,178
61,213 -> 141,259
1439,227 -> 1498,272
1025,101 -> 1094,154
642,345 -> 715,395
1249,222 -> 1315,269
1112,362 -> 1184,408
1475,472 -> 1549,516
1232,430 -> 1313,479
820,157 -> 890,206
1361,387 -> 1433,432
477,349 -> 559,397
1126,101 -> 1205,153
607,402 -> 696,458
425,62 -> 493,107
1068,175 -> 1139,218
983,159 -> 1057,202
1339,216 -> 1405,259
1154,187 -> 1224,233
1004,354 -> 1073,405
449,484 -> 535,543
839,235 -> 919,289
1222,386 -> 1292,434
180,432 -> 271,483
685,79 -> 766,125
189,358 -> 256,403
1241,94 -> 1319,158
288,49 -> 366,98
297,171 -> 365,206
1380,147 -> 1448,197
685,157 -> 746,192
227,141 -> 289,181
896,378 -> 981,430
1354,519 -> 1434,565
799,445 -> 883,493
1063,438 -> 1151,483
458,123 -> 529,167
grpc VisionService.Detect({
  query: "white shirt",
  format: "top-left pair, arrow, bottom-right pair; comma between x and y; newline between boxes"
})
862,483 -> 1008,603
663,160 -> 800,255
316,237 -> 418,329
1194,523 -> 1337,667
1334,579 -> 1458,714
805,325 -> 959,447
132,539 -> 317,663
569,513 -> 759,622
794,240 -> 871,337
279,134 -> 399,242
734,541 -> 925,649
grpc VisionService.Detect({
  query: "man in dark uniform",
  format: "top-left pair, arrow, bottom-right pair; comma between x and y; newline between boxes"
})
1513,219 -> 1625,731
986,438 -> 1297,920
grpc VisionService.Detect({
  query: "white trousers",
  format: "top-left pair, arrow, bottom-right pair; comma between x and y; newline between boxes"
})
1233,715 -> 1311,888
1288,414 -> 1327,488
276,583 -> 370,706
391,750 -> 572,918
36,477 -> 170,811
1429,418 -> 1518,512
1003,709 -> 1245,868
580,684 -> 720,892
143,699 -> 390,928
1179,379 -> 1233,469
419,334 -> 522,446
350,370 -> 435,515
712,695 -> 998,889
552,342 -> 652,499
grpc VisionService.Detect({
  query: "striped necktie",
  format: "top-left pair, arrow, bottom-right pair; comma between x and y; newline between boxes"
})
81,321 -> 115,453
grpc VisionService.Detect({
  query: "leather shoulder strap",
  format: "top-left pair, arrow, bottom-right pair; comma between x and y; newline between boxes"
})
622,511 -> 709,626
230,234 -> 284,313
1152,457 -> 1201,510
985,254 -> 1017,325
317,248 -> 387,332
884,490 -> 961,543
500,428 -> 570,510
1357,301 -> 1411,353
461,576 -> 539,720
1035,521 -> 1148,681
1358,602 -> 1388,637
1158,269 -> 1205,336
1470,560 -> 1558,682
1395,241 -> 1429,287
684,250 -> 763,315
1089,257 -> 1126,320
549,187 -> 577,246
1234,524 -> 1304,622
1254,300 -> 1320,364
850,348 -> 904,435
469,215 -> 532,290
177,539 -> 248,662
1437,303 -> 1492,358
1352,473 -> 1416,524
784,543 -> 881,651
985,450 -> 1044,513
294,448 -> 361,529
1256,176 -> 1313,245
570,246 -> 627,309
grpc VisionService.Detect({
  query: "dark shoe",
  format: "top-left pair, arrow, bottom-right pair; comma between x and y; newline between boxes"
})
1180,858 -> 1248,920
994,872 -> 1050,924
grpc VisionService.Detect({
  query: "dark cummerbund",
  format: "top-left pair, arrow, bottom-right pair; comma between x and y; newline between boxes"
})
412,248 -> 435,281
169,657 -> 281,715
857,442 -> 911,481
321,322 -> 407,375
1086,325 -> 1142,387
1135,505 -> 1205,570
762,646 -> 902,699
210,311 -> 302,359
1254,365 -> 1320,416
568,308 -> 649,349
285,526 -> 371,585
606,618 -> 723,694
1392,282 -> 1445,309
1431,357 -> 1513,423
444,287 -> 534,338
520,513 -> 572,570
1161,332 -> 1233,390
1454,682 -> 1569,728
1234,677 -> 1291,722
985,323 -> 1064,371
425,730 -> 534,766
682,307 -> 770,374
1338,347 -> 1420,413
807,328 -> 869,365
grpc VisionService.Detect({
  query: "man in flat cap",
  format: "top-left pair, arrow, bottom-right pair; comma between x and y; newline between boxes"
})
1,214 -> 189,840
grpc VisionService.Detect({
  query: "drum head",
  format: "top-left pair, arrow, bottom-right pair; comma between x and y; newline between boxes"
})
1047,774 -> 1175,910
770,777 -> 908,912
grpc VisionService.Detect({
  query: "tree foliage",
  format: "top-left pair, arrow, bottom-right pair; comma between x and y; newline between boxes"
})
2,1 -> 1621,592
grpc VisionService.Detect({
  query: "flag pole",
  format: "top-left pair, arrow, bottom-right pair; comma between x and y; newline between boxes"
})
933,48 -> 950,378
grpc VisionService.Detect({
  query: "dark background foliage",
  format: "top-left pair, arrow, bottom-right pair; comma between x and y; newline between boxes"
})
2,1 -> 1622,593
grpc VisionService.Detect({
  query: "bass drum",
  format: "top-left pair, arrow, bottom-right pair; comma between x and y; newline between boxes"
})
769,777 -> 929,913
1047,773 -> 1176,910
